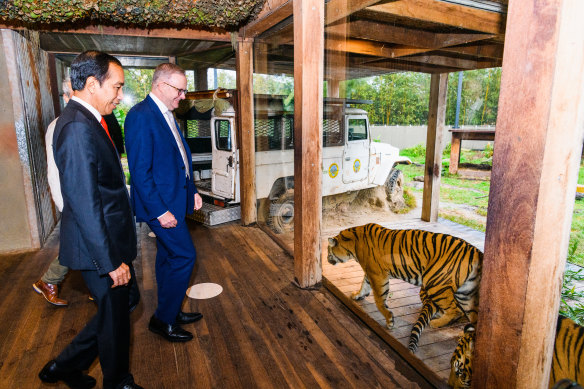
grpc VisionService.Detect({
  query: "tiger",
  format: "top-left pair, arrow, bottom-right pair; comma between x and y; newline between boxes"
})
449,315 -> 584,389
327,223 -> 483,352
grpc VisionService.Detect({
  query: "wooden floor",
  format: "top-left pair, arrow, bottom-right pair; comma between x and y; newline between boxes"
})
0,221 -> 434,389
321,216 -> 487,389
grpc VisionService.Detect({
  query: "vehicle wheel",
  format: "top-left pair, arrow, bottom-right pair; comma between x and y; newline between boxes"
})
385,169 -> 406,212
267,191 -> 295,234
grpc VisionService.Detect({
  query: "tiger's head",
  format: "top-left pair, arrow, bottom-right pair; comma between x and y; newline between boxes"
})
449,324 -> 476,389
327,229 -> 358,265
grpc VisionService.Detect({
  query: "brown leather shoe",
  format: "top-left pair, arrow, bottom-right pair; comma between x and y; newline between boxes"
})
33,280 -> 68,306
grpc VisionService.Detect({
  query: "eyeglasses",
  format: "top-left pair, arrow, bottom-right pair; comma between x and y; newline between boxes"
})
163,82 -> 188,96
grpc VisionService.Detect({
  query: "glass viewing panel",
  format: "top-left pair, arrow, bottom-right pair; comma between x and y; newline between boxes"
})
214,119 -> 231,151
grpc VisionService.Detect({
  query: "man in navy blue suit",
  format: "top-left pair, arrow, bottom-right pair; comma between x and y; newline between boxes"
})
38,51 -> 142,389
125,63 -> 203,342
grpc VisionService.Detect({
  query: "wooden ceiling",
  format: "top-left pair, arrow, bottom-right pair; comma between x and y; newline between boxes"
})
31,0 -> 507,79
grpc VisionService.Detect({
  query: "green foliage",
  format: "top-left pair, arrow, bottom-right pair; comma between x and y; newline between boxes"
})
560,243 -> 584,325
483,142 -> 494,159
346,73 -> 430,125
345,68 -> 500,126
0,0 -> 266,29
446,69 -> 501,126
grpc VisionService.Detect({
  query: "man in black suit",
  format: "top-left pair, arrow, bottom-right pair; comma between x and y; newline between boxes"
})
38,51 -> 142,389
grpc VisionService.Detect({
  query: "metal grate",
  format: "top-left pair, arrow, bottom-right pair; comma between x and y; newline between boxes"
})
186,119 -> 211,138
323,119 -> 343,147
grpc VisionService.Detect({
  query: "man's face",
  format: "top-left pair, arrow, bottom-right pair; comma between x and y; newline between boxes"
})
158,73 -> 187,111
93,63 -> 124,116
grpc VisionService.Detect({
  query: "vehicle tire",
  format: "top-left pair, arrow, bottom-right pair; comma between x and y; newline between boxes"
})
267,191 -> 295,234
385,169 -> 406,212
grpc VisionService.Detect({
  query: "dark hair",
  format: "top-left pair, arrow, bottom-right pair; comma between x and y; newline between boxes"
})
70,51 -> 122,91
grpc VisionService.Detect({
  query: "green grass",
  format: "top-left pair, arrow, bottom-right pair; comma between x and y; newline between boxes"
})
400,144 -> 584,267
438,212 -> 486,232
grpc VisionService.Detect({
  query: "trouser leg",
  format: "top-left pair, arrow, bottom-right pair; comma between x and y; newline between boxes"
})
41,256 -> 69,284
147,219 -> 196,325
55,267 -> 134,388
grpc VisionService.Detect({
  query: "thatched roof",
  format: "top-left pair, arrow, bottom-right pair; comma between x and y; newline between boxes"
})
0,0 -> 266,30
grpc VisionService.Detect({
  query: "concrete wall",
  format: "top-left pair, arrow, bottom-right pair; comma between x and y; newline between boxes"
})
371,125 -> 495,150
0,30 -> 57,253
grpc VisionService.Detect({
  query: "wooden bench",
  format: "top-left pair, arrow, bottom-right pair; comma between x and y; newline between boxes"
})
448,128 -> 496,174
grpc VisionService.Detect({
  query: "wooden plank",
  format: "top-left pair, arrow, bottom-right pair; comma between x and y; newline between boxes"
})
440,43 -> 504,60
293,0 -> 324,287
322,277 -> 448,389
236,38 -> 257,225
474,0 -> 584,387
325,0 -> 382,25
347,19 -> 495,48
366,0 -> 506,35
241,1 -> 293,38
0,25 -> 232,41
421,73 -> 448,222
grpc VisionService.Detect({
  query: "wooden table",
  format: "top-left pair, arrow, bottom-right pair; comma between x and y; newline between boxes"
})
449,128 -> 496,174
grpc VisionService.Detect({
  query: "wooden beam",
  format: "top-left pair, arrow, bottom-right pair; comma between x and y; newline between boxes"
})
474,0 -> 584,388
0,24 -> 231,41
346,19 -> 495,48
440,44 -> 504,60
367,0 -> 506,35
241,1 -> 293,38
421,73 -> 448,222
350,57 -> 459,74
235,38 -> 257,226
293,0 -> 324,288
400,54 -> 499,70
325,0 -> 382,25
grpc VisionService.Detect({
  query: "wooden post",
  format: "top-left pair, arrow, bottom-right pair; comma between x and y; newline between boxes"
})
474,0 -> 584,388
293,0 -> 324,288
195,67 -> 208,91
421,73 -> 448,222
236,38 -> 257,225
327,79 -> 340,98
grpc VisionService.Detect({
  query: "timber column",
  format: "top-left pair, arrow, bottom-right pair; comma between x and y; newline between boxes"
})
474,0 -> 584,388
293,0 -> 324,287
236,38 -> 257,225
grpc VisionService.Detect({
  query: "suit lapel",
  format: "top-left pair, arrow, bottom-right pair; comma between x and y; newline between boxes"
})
68,101 -> 124,180
145,95 -> 186,159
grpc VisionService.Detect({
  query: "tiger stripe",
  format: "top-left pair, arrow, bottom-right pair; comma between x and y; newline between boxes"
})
327,223 -> 483,353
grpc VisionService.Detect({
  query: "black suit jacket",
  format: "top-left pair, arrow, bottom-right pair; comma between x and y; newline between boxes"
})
54,100 -> 136,275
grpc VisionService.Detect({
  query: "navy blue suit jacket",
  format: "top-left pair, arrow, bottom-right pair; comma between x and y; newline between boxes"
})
53,100 -> 137,275
124,95 -> 197,223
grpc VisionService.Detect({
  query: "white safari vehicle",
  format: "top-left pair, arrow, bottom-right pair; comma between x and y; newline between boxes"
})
177,92 -> 410,231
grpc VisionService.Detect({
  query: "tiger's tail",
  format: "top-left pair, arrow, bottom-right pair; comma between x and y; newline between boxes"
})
409,298 -> 439,352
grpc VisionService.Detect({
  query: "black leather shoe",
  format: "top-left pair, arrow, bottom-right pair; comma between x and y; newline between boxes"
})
39,360 -> 96,389
148,315 -> 193,342
176,311 -> 203,324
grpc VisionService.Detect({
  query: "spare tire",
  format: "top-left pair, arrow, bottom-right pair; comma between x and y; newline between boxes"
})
385,169 -> 406,212
267,190 -> 295,234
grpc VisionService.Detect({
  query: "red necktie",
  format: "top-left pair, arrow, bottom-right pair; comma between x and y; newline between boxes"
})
100,117 -> 115,147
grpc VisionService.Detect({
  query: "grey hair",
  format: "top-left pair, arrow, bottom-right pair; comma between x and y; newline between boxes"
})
62,78 -> 72,98
152,63 -> 185,86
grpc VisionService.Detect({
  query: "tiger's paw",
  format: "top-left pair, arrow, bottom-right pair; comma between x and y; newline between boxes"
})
351,291 -> 369,300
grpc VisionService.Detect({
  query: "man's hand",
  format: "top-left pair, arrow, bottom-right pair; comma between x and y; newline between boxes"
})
158,211 -> 177,228
109,263 -> 131,288
194,193 -> 203,211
